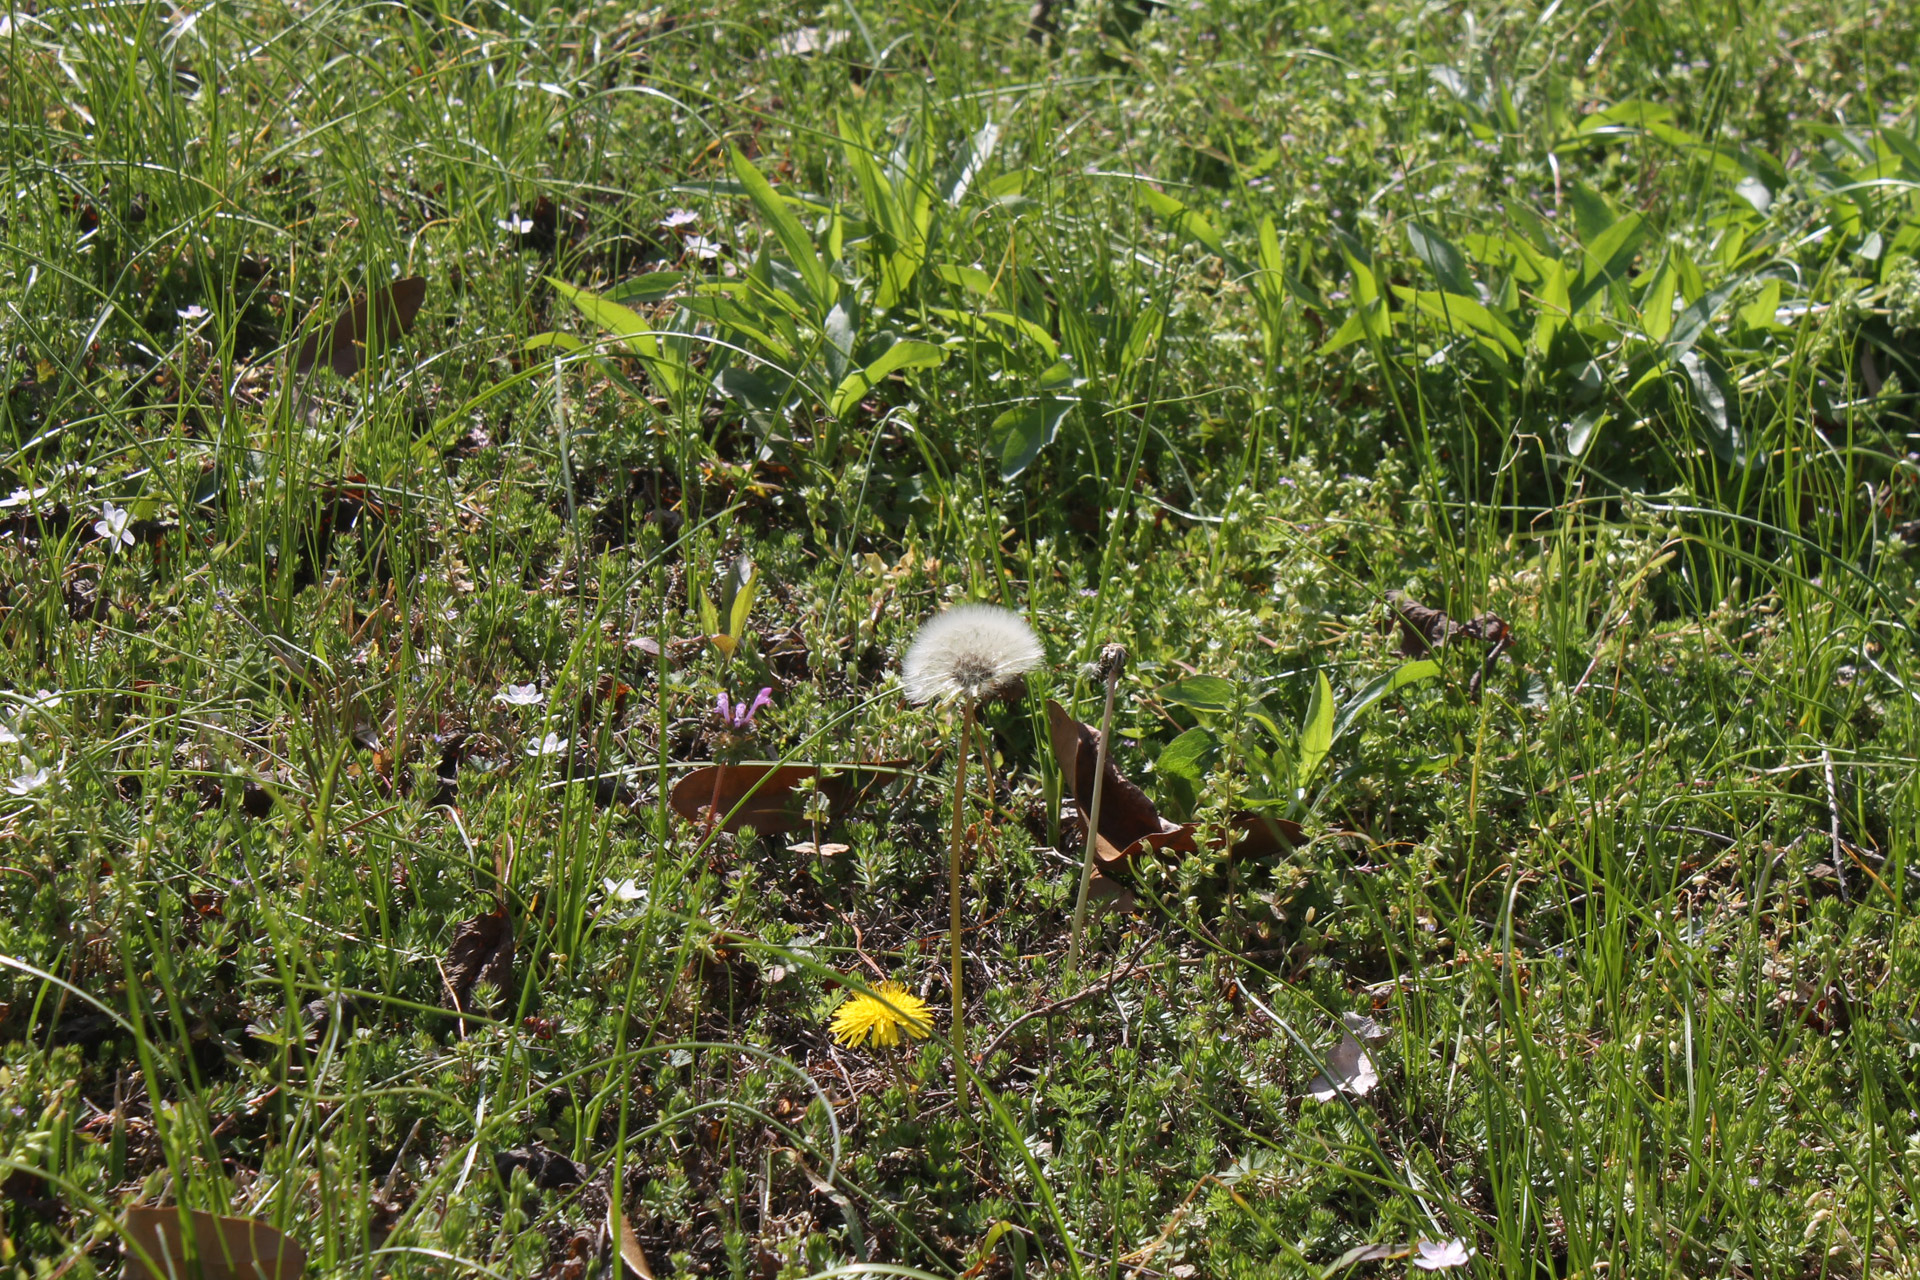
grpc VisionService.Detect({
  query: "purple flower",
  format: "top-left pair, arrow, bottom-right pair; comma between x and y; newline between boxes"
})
716,687 -> 773,731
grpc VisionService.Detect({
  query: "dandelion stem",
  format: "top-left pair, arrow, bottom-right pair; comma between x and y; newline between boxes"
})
948,700 -> 973,1116
1066,656 -> 1122,977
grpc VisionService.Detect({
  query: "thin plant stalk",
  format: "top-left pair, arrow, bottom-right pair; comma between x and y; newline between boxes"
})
1066,654 -> 1123,976
948,700 -> 973,1116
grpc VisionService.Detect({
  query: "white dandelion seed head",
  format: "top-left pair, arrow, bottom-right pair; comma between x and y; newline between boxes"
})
900,603 -> 1044,705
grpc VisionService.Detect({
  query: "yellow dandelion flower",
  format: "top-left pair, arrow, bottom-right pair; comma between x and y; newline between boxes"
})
829,981 -> 934,1049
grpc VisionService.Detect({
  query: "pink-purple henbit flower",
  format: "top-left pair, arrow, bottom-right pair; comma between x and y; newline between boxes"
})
716,688 -> 773,732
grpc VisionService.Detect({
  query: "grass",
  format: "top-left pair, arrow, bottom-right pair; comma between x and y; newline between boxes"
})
3,0 -> 1920,1275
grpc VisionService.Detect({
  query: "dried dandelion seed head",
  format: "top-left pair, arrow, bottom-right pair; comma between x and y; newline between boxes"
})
829,980 -> 935,1049
900,604 -> 1044,705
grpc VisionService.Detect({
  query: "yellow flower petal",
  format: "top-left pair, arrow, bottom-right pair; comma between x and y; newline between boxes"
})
828,980 -> 933,1049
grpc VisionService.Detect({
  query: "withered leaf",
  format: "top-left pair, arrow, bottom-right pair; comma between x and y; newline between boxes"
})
1386,590 -> 1511,696
1046,701 -> 1300,863
295,276 -> 427,378
442,907 -> 513,1010
1045,700 -> 1191,865
669,762 -> 903,834
124,1207 -> 305,1280
611,1198 -> 656,1279
494,1143 -> 585,1190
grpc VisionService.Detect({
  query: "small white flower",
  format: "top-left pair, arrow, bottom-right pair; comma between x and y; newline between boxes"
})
496,683 -> 543,706
900,603 -> 1045,705
1413,1239 -> 1473,1271
94,502 -> 135,551
0,486 -> 49,509
6,761 -> 49,795
661,208 -> 698,229
176,304 -> 209,322
602,877 -> 645,902
24,690 -> 60,710
0,724 -> 20,745
683,235 -> 722,260
527,732 -> 567,757
1307,1029 -> 1378,1101
497,215 -> 535,235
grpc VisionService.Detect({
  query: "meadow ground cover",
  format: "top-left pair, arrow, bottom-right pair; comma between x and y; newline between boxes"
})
4,0 -> 1920,1274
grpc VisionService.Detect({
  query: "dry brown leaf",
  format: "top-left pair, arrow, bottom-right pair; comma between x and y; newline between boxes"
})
1386,590 -> 1510,696
123,1207 -> 305,1280
1044,700 -> 1191,865
1046,701 -> 1301,864
442,907 -> 513,1010
669,762 -> 903,834
294,276 -> 427,378
610,1198 -> 655,1279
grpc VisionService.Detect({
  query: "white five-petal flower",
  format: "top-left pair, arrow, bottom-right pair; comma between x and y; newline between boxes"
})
94,502 -> 135,551
6,760 -> 49,795
602,877 -> 645,902
527,732 -> 567,757
496,683 -> 544,706
1413,1239 -> 1473,1271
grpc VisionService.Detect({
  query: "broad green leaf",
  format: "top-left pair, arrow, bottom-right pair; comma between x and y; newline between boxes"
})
522,332 -> 587,352
1256,215 -> 1286,279
730,146 -> 833,309
1664,280 -> 1739,358
1571,213 -> 1647,311
945,119 -> 1001,206
987,397 -> 1074,480
1156,726 -> 1220,821
1120,310 -> 1163,373
1569,183 -> 1617,246
1639,259 -> 1678,341
547,278 -> 684,397
1158,675 -> 1239,715
1295,670 -> 1335,790
1736,279 -> 1787,333
605,272 -> 684,303
928,307 -> 1058,360
1406,223 -> 1473,296
725,558 -> 758,642
1531,259 -> 1570,356
1563,408 -> 1607,458
1679,350 -> 1746,466
932,263 -> 997,297
1573,99 -> 1677,135
828,339 -> 945,419
548,279 -> 661,360
1136,186 -> 1224,257
1329,659 -> 1441,744
1391,288 -> 1522,355
1324,230 -> 1391,351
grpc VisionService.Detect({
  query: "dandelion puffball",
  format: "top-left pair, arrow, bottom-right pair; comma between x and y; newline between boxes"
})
900,604 -> 1044,705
